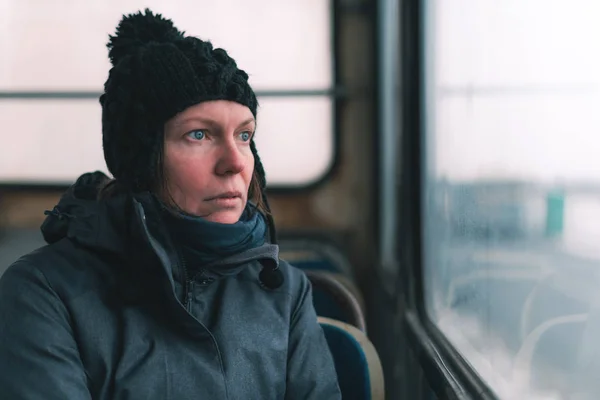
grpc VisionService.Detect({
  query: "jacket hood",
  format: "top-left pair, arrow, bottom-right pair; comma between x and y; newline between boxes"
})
40,171 -> 279,279
41,171 -> 128,255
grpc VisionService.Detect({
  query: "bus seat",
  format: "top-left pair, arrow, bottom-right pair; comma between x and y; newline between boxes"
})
279,239 -> 354,277
290,258 -> 339,273
305,270 -> 366,332
318,317 -> 385,400
328,272 -> 366,314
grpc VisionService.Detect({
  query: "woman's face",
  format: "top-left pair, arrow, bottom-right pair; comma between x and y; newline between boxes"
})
162,100 -> 256,224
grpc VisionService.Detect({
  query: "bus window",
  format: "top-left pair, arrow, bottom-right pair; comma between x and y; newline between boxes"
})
0,0 -> 334,187
422,1 -> 600,399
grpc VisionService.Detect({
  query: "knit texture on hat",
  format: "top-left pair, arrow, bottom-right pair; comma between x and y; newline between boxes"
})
100,9 -> 261,193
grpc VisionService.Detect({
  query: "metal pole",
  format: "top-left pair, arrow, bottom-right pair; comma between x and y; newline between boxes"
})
378,0 -> 400,272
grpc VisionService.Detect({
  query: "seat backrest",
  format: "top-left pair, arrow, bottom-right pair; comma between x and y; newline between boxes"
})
279,239 -> 354,277
318,317 -> 384,400
328,272 -> 366,314
306,270 -> 366,332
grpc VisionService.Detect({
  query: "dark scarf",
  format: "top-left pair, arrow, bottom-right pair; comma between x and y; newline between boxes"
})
161,203 -> 267,275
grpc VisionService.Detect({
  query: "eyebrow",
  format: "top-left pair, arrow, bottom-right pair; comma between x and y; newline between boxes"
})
176,116 -> 256,129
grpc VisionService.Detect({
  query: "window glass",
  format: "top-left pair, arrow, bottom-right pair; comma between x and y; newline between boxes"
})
0,0 -> 334,187
0,0 -> 332,91
423,1 -> 600,399
0,97 -> 333,186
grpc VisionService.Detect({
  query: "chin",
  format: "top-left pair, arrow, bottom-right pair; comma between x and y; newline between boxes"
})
202,210 -> 244,224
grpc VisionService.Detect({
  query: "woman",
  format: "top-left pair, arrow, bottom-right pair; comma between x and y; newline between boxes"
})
0,9 -> 341,400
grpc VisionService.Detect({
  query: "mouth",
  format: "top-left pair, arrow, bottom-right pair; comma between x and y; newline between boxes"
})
205,191 -> 242,204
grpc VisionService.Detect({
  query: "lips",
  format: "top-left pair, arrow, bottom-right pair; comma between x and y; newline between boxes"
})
206,191 -> 242,201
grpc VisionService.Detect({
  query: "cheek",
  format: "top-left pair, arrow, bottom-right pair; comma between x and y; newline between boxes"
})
244,152 -> 255,185
164,149 -> 210,194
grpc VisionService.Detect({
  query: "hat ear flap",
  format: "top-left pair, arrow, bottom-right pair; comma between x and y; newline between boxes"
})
250,140 -> 267,190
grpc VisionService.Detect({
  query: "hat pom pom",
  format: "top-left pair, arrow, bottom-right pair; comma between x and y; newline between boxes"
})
107,8 -> 184,66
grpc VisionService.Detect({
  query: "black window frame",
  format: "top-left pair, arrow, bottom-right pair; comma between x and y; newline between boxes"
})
397,0 -> 499,398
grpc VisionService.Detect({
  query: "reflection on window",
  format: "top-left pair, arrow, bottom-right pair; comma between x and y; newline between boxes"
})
423,1 -> 600,399
0,97 -> 333,186
0,0 -> 334,187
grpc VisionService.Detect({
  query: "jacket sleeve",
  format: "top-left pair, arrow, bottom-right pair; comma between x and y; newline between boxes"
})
0,260 -> 92,400
285,272 -> 342,400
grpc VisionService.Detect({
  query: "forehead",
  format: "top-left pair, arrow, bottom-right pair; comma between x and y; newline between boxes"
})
169,100 -> 255,128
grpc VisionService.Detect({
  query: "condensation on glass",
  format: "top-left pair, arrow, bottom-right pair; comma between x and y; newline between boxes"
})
0,0 -> 334,186
422,1 -> 600,399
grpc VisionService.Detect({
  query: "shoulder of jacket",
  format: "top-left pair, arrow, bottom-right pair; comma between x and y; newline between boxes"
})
3,238 -> 112,301
276,259 -> 311,294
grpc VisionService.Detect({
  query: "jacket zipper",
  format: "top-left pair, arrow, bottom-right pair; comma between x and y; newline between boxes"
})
184,268 -> 216,311
134,202 -> 193,312
180,254 -> 213,311
134,201 -> 229,398
178,248 -> 194,312
185,280 -> 194,312
134,201 -> 214,314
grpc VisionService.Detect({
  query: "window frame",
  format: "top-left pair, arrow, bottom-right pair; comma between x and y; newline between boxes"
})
0,0 -> 343,193
396,0 -> 499,398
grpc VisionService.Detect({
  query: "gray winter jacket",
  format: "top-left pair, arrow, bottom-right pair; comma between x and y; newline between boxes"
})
0,173 -> 341,399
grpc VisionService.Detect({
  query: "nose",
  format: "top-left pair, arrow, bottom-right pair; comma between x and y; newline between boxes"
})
214,140 -> 246,176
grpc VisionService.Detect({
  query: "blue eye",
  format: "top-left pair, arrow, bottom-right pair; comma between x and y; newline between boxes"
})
240,131 -> 251,142
187,130 -> 206,140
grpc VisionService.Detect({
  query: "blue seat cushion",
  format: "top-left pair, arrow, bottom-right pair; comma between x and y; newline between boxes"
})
321,322 -> 371,400
292,259 -> 339,273
313,289 -> 351,322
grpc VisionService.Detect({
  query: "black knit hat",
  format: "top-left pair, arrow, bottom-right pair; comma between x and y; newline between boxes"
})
100,9 -> 282,288
99,9 -> 269,198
